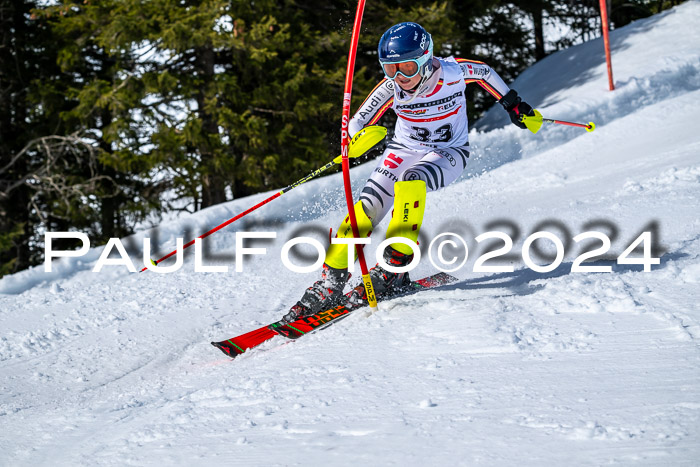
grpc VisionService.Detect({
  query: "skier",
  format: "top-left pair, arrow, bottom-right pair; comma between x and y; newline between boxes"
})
282,21 -> 535,323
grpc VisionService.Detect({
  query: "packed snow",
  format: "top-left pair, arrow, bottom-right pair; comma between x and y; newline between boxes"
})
2,3 -> 700,465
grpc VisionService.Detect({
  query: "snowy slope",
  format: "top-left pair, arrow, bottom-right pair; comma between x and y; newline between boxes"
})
2,3 -> 700,465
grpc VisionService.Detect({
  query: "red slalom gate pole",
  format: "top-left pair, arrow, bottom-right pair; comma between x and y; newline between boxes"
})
599,0 -> 615,91
340,0 -> 377,308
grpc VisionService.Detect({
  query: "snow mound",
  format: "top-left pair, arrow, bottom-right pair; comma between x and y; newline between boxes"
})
2,3 -> 700,465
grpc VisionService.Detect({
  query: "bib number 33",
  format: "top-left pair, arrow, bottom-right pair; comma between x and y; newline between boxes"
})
409,124 -> 453,143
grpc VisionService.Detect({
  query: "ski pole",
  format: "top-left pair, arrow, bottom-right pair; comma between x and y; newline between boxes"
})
520,109 -> 595,134
140,125 -> 387,272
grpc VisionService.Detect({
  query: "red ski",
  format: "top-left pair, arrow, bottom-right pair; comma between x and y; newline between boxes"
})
211,272 -> 457,359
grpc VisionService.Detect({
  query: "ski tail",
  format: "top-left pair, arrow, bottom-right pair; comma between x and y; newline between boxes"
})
211,326 -> 276,358
211,340 -> 242,357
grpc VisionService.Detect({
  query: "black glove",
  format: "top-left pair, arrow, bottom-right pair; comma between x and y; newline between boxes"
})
499,89 -> 534,129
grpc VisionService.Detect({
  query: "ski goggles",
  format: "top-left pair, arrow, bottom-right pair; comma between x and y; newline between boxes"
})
381,60 -> 420,79
380,53 -> 430,80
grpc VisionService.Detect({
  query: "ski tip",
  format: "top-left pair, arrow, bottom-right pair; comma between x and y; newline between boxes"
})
437,272 -> 459,282
447,273 -> 459,283
414,272 -> 458,288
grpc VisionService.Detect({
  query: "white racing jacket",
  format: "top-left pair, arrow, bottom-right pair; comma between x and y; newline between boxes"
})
349,56 -> 511,150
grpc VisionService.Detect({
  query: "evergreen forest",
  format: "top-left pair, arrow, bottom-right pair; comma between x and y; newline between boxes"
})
0,0 -> 684,276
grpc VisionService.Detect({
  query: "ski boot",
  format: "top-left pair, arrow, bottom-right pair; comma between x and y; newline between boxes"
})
280,264 -> 350,324
347,245 -> 414,306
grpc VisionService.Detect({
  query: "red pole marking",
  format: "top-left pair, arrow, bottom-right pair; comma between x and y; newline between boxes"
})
340,0 -> 372,279
599,0 -> 615,91
551,119 -> 592,129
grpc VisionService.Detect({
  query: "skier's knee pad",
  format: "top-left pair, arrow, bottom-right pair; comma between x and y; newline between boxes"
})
325,201 -> 373,270
401,166 -> 431,185
386,180 -> 427,255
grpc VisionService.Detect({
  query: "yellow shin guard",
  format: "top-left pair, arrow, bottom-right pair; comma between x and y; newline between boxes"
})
325,201 -> 373,270
386,180 -> 427,255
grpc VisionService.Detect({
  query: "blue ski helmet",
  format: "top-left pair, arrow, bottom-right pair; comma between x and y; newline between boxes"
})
378,22 -> 433,80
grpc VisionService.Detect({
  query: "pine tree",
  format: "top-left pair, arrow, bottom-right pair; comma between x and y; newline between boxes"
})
87,0 -> 352,210
0,0 -> 64,273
